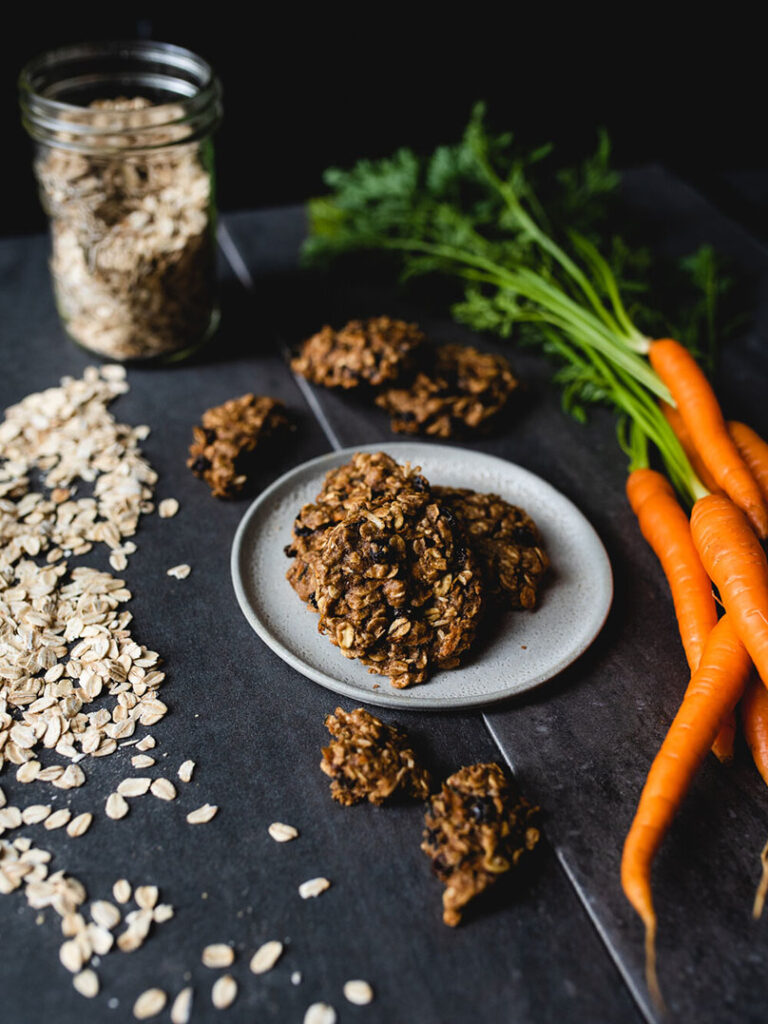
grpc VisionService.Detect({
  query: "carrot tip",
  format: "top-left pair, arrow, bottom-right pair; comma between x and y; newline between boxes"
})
644,921 -> 665,1013
752,839 -> 768,920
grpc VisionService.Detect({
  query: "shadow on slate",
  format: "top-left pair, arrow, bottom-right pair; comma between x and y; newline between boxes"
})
0,226 -> 640,1022
225,167 -> 768,1024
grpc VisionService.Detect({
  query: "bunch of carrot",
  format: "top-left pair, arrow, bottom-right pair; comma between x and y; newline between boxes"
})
621,338 -> 768,1005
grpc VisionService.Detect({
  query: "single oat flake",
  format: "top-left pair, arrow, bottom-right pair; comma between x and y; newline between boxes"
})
113,878 -> 132,904
268,822 -> 298,843
298,877 -> 330,900
158,498 -> 179,519
170,987 -> 194,1024
118,777 -> 152,797
73,969 -> 100,998
150,778 -> 176,801
106,793 -> 130,820
343,979 -> 374,1005
133,987 -> 167,1020
303,1003 -> 337,1024
67,812 -> 93,838
177,759 -> 195,782
202,943 -> 234,969
186,804 -> 217,825
211,974 -> 238,1010
249,940 -> 283,975
167,564 -> 191,580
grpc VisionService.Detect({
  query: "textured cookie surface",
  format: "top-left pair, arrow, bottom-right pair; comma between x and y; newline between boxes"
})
376,344 -> 518,437
433,487 -> 548,609
422,762 -> 540,926
320,706 -> 431,805
291,316 -> 424,389
314,493 -> 484,688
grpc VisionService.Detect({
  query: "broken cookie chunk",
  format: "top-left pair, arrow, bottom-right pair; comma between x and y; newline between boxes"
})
187,394 -> 290,498
376,344 -> 518,437
321,706 -> 431,805
422,762 -> 540,926
291,316 -> 424,390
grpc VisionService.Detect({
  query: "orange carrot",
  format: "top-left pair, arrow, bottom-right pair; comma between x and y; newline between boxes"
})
660,400 -> 722,495
729,421 -> 768,506
626,469 -> 718,674
691,494 -> 768,684
711,709 -> 737,764
621,613 -> 752,1003
741,679 -> 768,917
649,339 -> 768,537
742,678 -> 768,786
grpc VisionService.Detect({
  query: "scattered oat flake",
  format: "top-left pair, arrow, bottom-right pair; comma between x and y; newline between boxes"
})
118,777 -> 152,797
133,987 -> 167,1020
59,938 -> 84,974
250,940 -> 283,975
187,804 -> 218,825
177,759 -> 195,782
150,778 -> 176,801
170,987 -> 194,1024
113,879 -> 132,904
135,885 -> 159,910
132,754 -> 155,769
268,821 -> 298,843
153,903 -> 174,923
106,793 -> 129,820
73,969 -> 100,998
304,1003 -> 337,1024
22,804 -> 52,825
299,877 -> 330,899
67,812 -> 93,837
91,900 -> 121,930
44,808 -> 72,830
167,564 -> 191,579
136,737 -> 156,752
211,974 -> 238,1010
158,499 -> 179,519
202,943 -> 235,969
344,979 -> 374,1005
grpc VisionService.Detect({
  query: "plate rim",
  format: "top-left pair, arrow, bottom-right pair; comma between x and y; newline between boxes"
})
230,442 -> 613,710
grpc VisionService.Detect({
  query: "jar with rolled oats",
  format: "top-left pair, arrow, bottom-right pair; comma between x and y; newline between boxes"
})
19,41 -> 222,362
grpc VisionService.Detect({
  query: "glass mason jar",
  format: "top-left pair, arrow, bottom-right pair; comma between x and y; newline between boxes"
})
19,41 -> 222,362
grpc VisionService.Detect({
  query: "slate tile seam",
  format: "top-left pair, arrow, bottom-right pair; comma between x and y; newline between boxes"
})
217,214 -> 646,1022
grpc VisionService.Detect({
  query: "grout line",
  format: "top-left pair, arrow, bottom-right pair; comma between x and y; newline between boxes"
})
483,716 -> 656,1024
217,221 -> 343,452
221,212 -> 649,1021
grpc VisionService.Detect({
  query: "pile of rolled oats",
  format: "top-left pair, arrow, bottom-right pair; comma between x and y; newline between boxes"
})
35,98 -> 216,361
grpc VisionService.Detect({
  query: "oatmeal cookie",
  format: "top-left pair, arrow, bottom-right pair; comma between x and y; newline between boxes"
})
376,344 -> 518,437
422,762 -> 540,926
314,493 -> 484,688
285,451 -> 429,604
320,706 -> 431,805
291,316 -> 424,389
187,394 -> 290,498
433,488 -> 548,609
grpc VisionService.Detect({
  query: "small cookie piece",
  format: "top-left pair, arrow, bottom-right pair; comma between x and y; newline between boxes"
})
187,394 -> 290,498
314,494 -> 484,688
433,488 -> 548,609
422,763 -> 540,926
285,451 -> 430,604
376,344 -> 518,437
291,316 -> 424,390
321,707 -> 431,805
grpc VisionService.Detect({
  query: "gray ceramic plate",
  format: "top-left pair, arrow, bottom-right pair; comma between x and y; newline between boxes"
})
231,443 -> 612,710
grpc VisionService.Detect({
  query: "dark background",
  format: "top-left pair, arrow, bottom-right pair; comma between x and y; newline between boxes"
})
2,12 -> 765,237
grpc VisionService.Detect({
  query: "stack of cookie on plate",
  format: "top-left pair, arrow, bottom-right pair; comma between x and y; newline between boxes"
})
291,316 -> 518,437
284,451 -> 548,689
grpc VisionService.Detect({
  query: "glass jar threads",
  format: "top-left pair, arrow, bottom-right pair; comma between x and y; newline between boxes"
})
19,41 -> 223,362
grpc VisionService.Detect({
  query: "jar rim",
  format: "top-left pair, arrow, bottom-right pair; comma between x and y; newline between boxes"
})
19,40 -> 222,152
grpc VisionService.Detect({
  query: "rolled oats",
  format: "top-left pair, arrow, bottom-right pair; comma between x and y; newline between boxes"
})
133,987 -> 167,1020
149,778 -> 176,801
343,980 -> 374,1005
267,822 -> 298,843
211,974 -> 238,1009
105,793 -> 129,820
44,809 -> 72,831
298,877 -> 330,900
113,878 -> 132,904
117,778 -> 151,798
170,987 -> 194,1024
177,759 -> 195,782
249,940 -> 283,974
202,943 -> 235,968
166,564 -> 191,580
303,1003 -> 337,1024
186,804 -> 217,825
73,968 -> 100,998
158,499 -> 179,519
66,812 -> 93,838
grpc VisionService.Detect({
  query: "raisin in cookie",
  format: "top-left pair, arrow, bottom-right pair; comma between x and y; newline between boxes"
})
376,344 -> 518,437
291,316 -> 424,389
433,488 -> 548,609
422,762 -> 540,926
285,451 -> 429,605
314,493 -> 484,688
320,706 -> 431,806
187,395 -> 290,498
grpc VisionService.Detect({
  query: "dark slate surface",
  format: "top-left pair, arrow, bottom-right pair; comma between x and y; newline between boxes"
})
222,166 -> 768,1024
0,230 -> 639,1023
